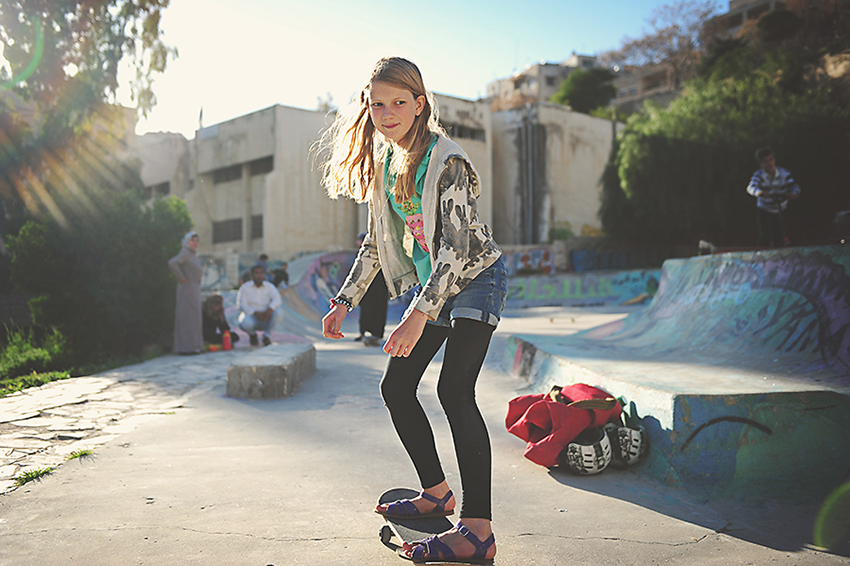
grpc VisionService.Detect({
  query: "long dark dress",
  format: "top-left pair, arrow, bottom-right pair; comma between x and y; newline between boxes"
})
168,246 -> 203,353
359,270 -> 389,339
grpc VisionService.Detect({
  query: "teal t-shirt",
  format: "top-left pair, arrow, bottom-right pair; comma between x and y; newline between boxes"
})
385,135 -> 438,287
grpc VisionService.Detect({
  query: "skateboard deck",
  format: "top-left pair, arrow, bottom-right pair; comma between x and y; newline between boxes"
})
378,487 -> 492,565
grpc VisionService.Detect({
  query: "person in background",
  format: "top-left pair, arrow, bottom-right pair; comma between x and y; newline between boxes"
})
167,231 -> 203,354
202,293 -> 240,346
354,232 -> 389,347
746,147 -> 801,247
237,264 -> 283,346
258,253 -> 274,282
273,262 -> 289,287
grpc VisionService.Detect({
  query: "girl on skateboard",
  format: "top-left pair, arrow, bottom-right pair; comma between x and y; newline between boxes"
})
320,56 -> 505,564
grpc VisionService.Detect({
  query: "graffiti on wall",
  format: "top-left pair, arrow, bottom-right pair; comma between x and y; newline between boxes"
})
502,247 -> 554,276
507,270 -> 660,307
586,247 -> 850,377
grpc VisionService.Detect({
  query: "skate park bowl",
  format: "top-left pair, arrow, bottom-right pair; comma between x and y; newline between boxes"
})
504,245 -> 850,504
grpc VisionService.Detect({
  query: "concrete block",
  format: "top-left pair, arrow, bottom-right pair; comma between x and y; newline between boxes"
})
227,344 -> 315,399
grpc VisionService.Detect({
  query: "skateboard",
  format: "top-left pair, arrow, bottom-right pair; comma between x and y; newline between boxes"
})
380,487 -> 490,564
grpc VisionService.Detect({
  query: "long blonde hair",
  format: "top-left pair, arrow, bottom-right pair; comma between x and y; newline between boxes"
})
319,57 -> 444,203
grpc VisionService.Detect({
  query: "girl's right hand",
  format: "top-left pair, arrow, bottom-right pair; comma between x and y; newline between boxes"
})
322,304 -> 347,339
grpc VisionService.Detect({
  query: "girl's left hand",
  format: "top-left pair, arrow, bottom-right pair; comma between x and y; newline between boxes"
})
384,308 -> 429,357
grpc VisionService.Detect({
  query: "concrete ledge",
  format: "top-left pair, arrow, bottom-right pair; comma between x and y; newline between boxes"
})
227,344 -> 316,399
504,335 -> 850,503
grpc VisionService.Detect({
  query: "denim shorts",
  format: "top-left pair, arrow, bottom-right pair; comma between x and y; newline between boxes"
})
405,255 -> 507,328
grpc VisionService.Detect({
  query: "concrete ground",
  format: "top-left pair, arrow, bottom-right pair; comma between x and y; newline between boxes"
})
1,306 -> 848,565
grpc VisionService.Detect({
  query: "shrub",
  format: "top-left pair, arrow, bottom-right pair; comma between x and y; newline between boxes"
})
0,326 -> 69,380
8,193 -> 191,362
601,56 -> 850,246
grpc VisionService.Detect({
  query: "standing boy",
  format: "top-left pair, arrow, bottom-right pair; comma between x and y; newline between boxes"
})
746,147 -> 801,247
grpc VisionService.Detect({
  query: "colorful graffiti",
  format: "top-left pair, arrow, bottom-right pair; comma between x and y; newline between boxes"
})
580,246 -> 850,378
507,270 -> 659,307
502,247 -> 555,276
503,246 -> 850,502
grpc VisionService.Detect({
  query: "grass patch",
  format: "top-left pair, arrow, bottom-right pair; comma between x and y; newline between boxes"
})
0,370 -> 71,398
65,448 -> 95,461
14,467 -> 55,487
0,325 -> 166,398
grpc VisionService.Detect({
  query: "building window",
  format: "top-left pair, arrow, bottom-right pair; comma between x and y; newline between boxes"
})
148,181 -> 170,198
546,76 -> 557,87
444,124 -> 486,142
249,156 -> 274,176
212,218 -> 242,243
212,164 -> 242,184
251,215 -> 263,239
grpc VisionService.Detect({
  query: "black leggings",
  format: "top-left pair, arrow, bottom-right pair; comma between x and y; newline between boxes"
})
380,318 -> 495,520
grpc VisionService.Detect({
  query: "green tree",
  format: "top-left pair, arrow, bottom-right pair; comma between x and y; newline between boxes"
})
0,0 -> 177,119
9,193 -> 192,360
601,0 -> 721,90
550,68 -> 616,114
0,1 -> 177,293
600,63 -> 850,245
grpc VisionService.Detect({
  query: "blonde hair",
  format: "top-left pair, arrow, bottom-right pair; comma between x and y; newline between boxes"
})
319,57 -> 444,203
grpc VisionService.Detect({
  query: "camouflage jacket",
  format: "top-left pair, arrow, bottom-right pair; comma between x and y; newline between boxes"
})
334,134 -> 502,320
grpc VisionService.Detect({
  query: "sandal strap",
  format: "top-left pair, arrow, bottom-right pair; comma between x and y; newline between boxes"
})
409,535 -> 455,561
384,498 -> 418,516
456,523 -> 496,560
420,489 -> 453,512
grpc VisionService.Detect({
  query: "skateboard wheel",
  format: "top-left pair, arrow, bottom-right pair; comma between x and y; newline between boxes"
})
380,525 -> 393,545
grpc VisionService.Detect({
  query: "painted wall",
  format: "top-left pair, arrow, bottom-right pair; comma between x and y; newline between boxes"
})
503,245 -> 850,502
507,269 -> 660,308
491,103 -> 619,245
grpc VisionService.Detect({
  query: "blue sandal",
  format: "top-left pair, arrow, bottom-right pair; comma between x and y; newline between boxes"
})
376,490 -> 455,519
401,522 -> 495,564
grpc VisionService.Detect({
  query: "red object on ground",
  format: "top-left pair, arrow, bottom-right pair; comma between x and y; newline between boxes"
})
222,331 -> 232,351
505,383 -> 621,468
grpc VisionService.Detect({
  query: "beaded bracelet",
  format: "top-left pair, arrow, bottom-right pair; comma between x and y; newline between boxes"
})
330,297 -> 354,312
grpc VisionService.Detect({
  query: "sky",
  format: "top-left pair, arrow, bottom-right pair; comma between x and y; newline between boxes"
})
115,0 -> 714,138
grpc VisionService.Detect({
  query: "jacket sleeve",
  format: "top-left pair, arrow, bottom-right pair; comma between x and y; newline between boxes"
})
782,169 -> 801,198
333,207 -> 382,308
410,157 -> 476,319
746,171 -> 762,197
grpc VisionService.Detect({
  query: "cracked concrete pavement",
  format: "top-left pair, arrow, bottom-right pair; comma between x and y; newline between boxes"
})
0,307 -> 847,565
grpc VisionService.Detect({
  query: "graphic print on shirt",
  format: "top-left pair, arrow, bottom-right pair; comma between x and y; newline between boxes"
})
405,213 -> 429,253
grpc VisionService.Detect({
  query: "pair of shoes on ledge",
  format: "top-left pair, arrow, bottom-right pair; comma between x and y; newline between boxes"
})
249,334 -> 272,347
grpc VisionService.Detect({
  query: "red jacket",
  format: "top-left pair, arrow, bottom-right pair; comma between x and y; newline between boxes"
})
505,383 -> 622,468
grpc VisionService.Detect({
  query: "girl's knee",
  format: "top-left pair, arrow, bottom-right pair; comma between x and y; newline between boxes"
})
380,376 -> 415,407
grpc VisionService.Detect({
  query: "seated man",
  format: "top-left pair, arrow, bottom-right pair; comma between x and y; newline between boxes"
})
236,264 -> 283,346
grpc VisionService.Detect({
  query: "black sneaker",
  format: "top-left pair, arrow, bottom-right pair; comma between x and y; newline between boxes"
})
262,336 -> 272,346
249,334 -> 259,346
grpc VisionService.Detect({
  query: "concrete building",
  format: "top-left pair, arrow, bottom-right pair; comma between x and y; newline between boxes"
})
136,95 -> 498,260
486,53 -> 598,111
610,63 -> 680,115
492,103 -> 619,246
705,0 -> 787,40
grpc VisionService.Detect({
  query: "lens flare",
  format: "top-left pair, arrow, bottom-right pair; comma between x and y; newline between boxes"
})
1,16 -> 44,91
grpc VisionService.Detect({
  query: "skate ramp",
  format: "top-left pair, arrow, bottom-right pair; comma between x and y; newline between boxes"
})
505,246 -> 850,502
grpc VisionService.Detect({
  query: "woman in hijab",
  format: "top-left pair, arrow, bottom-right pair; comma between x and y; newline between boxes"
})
168,231 -> 203,354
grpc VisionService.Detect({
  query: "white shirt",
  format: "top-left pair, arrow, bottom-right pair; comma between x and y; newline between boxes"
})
237,280 -> 282,315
